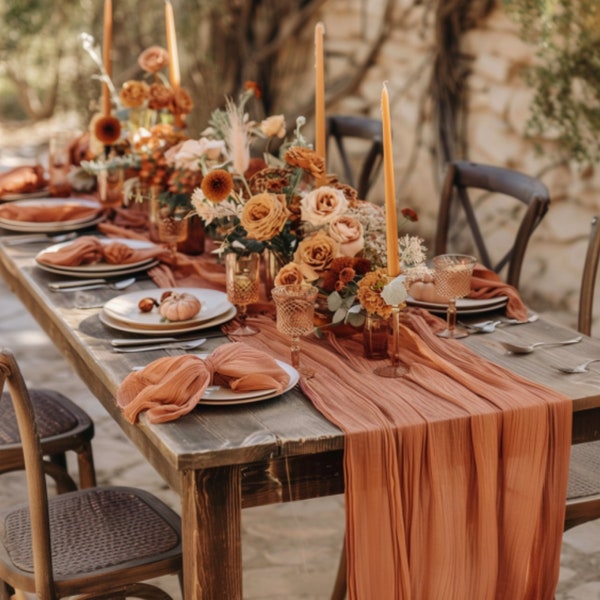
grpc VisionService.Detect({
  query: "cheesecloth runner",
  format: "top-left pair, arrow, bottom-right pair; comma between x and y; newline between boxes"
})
233,309 -> 571,600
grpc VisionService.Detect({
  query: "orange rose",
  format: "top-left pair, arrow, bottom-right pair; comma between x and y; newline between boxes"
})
284,146 -> 325,179
300,186 -> 349,226
119,80 -> 150,108
274,262 -> 306,286
328,215 -> 364,257
293,230 -> 339,280
148,83 -> 173,110
138,46 -> 169,73
169,88 -> 193,115
240,193 -> 289,241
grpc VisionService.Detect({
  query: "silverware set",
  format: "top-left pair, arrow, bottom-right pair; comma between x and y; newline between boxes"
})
1,232 -> 78,246
49,276 -> 137,292
458,313 -> 539,333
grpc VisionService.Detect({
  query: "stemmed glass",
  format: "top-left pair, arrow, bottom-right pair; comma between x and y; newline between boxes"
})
225,252 -> 261,336
433,253 -> 477,339
271,284 -> 318,378
150,196 -> 189,260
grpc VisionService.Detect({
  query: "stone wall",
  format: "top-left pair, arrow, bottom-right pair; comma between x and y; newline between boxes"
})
321,0 -> 600,330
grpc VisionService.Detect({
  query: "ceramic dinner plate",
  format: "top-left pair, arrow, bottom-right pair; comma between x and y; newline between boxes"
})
99,305 -> 237,335
0,188 -> 50,202
36,237 -> 160,274
197,356 -> 299,406
37,259 -> 160,279
0,198 -> 106,233
407,295 -> 508,314
102,288 -> 232,330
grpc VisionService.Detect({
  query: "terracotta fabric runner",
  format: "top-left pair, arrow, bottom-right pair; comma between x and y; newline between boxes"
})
231,311 -> 571,600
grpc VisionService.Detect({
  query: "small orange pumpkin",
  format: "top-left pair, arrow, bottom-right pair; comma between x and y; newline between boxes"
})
159,292 -> 202,321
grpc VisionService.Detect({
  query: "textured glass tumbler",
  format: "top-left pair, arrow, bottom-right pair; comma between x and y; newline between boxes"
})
225,252 -> 261,336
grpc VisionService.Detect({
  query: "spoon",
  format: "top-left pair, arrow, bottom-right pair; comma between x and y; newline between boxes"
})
556,358 -> 600,374
500,335 -> 583,354
50,277 -> 136,292
460,320 -> 501,333
112,338 -> 207,353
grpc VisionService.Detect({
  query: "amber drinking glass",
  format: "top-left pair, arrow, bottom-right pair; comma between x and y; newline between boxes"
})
225,252 -> 261,336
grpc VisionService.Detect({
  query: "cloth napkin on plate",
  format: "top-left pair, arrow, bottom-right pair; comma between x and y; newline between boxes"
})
0,165 -> 47,198
117,342 -> 290,423
468,265 -> 528,321
36,235 -> 167,266
0,201 -> 102,223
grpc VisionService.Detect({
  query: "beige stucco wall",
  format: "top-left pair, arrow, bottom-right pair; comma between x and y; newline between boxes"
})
321,0 -> 600,328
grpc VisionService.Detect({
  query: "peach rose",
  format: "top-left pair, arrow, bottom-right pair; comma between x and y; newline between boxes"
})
300,186 -> 349,227
328,215 -> 364,257
284,146 -> 324,179
169,88 -> 193,115
260,115 -> 286,138
274,262 -> 305,286
138,46 -> 169,73
293,230 -> 339,280
148,83 -> 173,110
119,80 -> 150,108
240,193 -> 289,241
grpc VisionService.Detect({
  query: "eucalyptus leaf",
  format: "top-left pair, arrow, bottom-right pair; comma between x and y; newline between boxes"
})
327,292 -> 343,312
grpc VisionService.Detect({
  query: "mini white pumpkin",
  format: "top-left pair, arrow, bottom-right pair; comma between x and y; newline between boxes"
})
159,292 -> 202,321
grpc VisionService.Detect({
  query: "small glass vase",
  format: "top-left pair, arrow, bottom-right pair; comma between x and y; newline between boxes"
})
363,313 -> 389,359
263,249 -> 288,300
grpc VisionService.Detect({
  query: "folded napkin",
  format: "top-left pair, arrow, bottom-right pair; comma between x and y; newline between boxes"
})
117,342 -> 290,423
37,235 -> 167,266
0,201 -> 102,223
468,265 -> 528,321
0,165 -> 47,197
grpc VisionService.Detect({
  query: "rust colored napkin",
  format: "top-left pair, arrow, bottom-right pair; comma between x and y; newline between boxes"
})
237,312 -> 571,600
117,342 -> 290,423
36,235 -> 167,266
0,201 -> 103,223
0,165 -> 46,197
468,265 -> 528,321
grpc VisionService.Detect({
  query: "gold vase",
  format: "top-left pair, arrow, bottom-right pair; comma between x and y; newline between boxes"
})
363,312 -> 390,359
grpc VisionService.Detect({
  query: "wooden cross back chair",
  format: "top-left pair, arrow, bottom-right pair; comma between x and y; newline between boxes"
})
434,160 -> 551,289
566,215 -> 600,531
326,115 -> 383,200
0,349 -> 183,600
0,386 -> 96,493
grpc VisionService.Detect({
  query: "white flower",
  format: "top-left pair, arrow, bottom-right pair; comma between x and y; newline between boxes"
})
191,189 -> 239,225
381,275 -> 408,306
164,138 -> 226,171
260,115 -> 286,138
400,234 -> 428,268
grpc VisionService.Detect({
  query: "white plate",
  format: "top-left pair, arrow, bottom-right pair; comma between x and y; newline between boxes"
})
407,295 -> 508,314
99,304 -> 237,336
36,237 -> 161,273
0,212 -> 106,233
103,288 -> 232,330
37,259 -> 160,279
198,356 -> 299,406
1,188 -> 50,202
0,198 -> 104,229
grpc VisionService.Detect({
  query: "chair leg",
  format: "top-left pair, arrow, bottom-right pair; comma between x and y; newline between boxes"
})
331,535 -> 347,600
77,442 -> 97,488
78,583 -> 174,599
42,460 -> 78,493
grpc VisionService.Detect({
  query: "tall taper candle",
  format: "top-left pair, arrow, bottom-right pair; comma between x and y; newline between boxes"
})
165,0 -> 181,92
102,0 -> 113,116
315,22 -> 326,185
381,83 -> 400,277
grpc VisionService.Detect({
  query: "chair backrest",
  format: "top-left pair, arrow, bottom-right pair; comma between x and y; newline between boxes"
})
578,216 -> 600,336
0,350 -> 56,599
326,114 -> 383,200
434,160 -> 551,289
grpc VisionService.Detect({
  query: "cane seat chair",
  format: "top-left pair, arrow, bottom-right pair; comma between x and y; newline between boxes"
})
0,386 -> 96,493
326,115 -> 383,200
0,349 -> 183,600
565,215 -> 600,531
434,161 -> 551,289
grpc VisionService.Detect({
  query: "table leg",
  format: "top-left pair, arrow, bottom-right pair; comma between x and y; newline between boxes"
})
181,465 -> 242,600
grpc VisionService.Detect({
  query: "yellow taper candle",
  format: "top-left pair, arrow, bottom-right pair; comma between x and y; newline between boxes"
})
165,0 -> 181,92
381,82 -> 400,277
314,22 -> 326,185
102,0 -> 113,116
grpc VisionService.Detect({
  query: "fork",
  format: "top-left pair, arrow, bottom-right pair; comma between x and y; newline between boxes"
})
112,338 -> 207,353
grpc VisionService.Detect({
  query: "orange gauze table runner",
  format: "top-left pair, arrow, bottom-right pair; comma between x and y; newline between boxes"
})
234,310 -> 571,600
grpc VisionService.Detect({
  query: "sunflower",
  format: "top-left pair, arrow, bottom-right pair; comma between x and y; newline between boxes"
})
201,169 -> 234,203
93,115 -> 122,146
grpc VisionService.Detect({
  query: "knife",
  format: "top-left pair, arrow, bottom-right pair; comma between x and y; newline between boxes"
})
49,278 -> 110,290
1,232 -> 78,246
111,331 -> 226,346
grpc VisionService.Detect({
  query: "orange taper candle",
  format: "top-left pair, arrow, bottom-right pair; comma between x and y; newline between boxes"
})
165,0 -> 181,93
314,22 -> 326,185
102,0 -> 113,116
381,83 -> 400,277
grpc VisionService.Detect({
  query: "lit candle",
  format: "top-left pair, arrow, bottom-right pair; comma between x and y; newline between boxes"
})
381,82 -> 400,277
102,0 -> 112,116
165,0 -> 181,93
314,22 -> 326,185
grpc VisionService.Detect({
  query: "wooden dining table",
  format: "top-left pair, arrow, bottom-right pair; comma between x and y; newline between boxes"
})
2,232 -> 600,599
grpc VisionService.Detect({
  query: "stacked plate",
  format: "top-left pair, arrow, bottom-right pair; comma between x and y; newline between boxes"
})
197,356 -> 299,406
99,288 -> 237,336
35,238 -> 161,279
0,198 -> 105,233
406,295 -> 509,314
